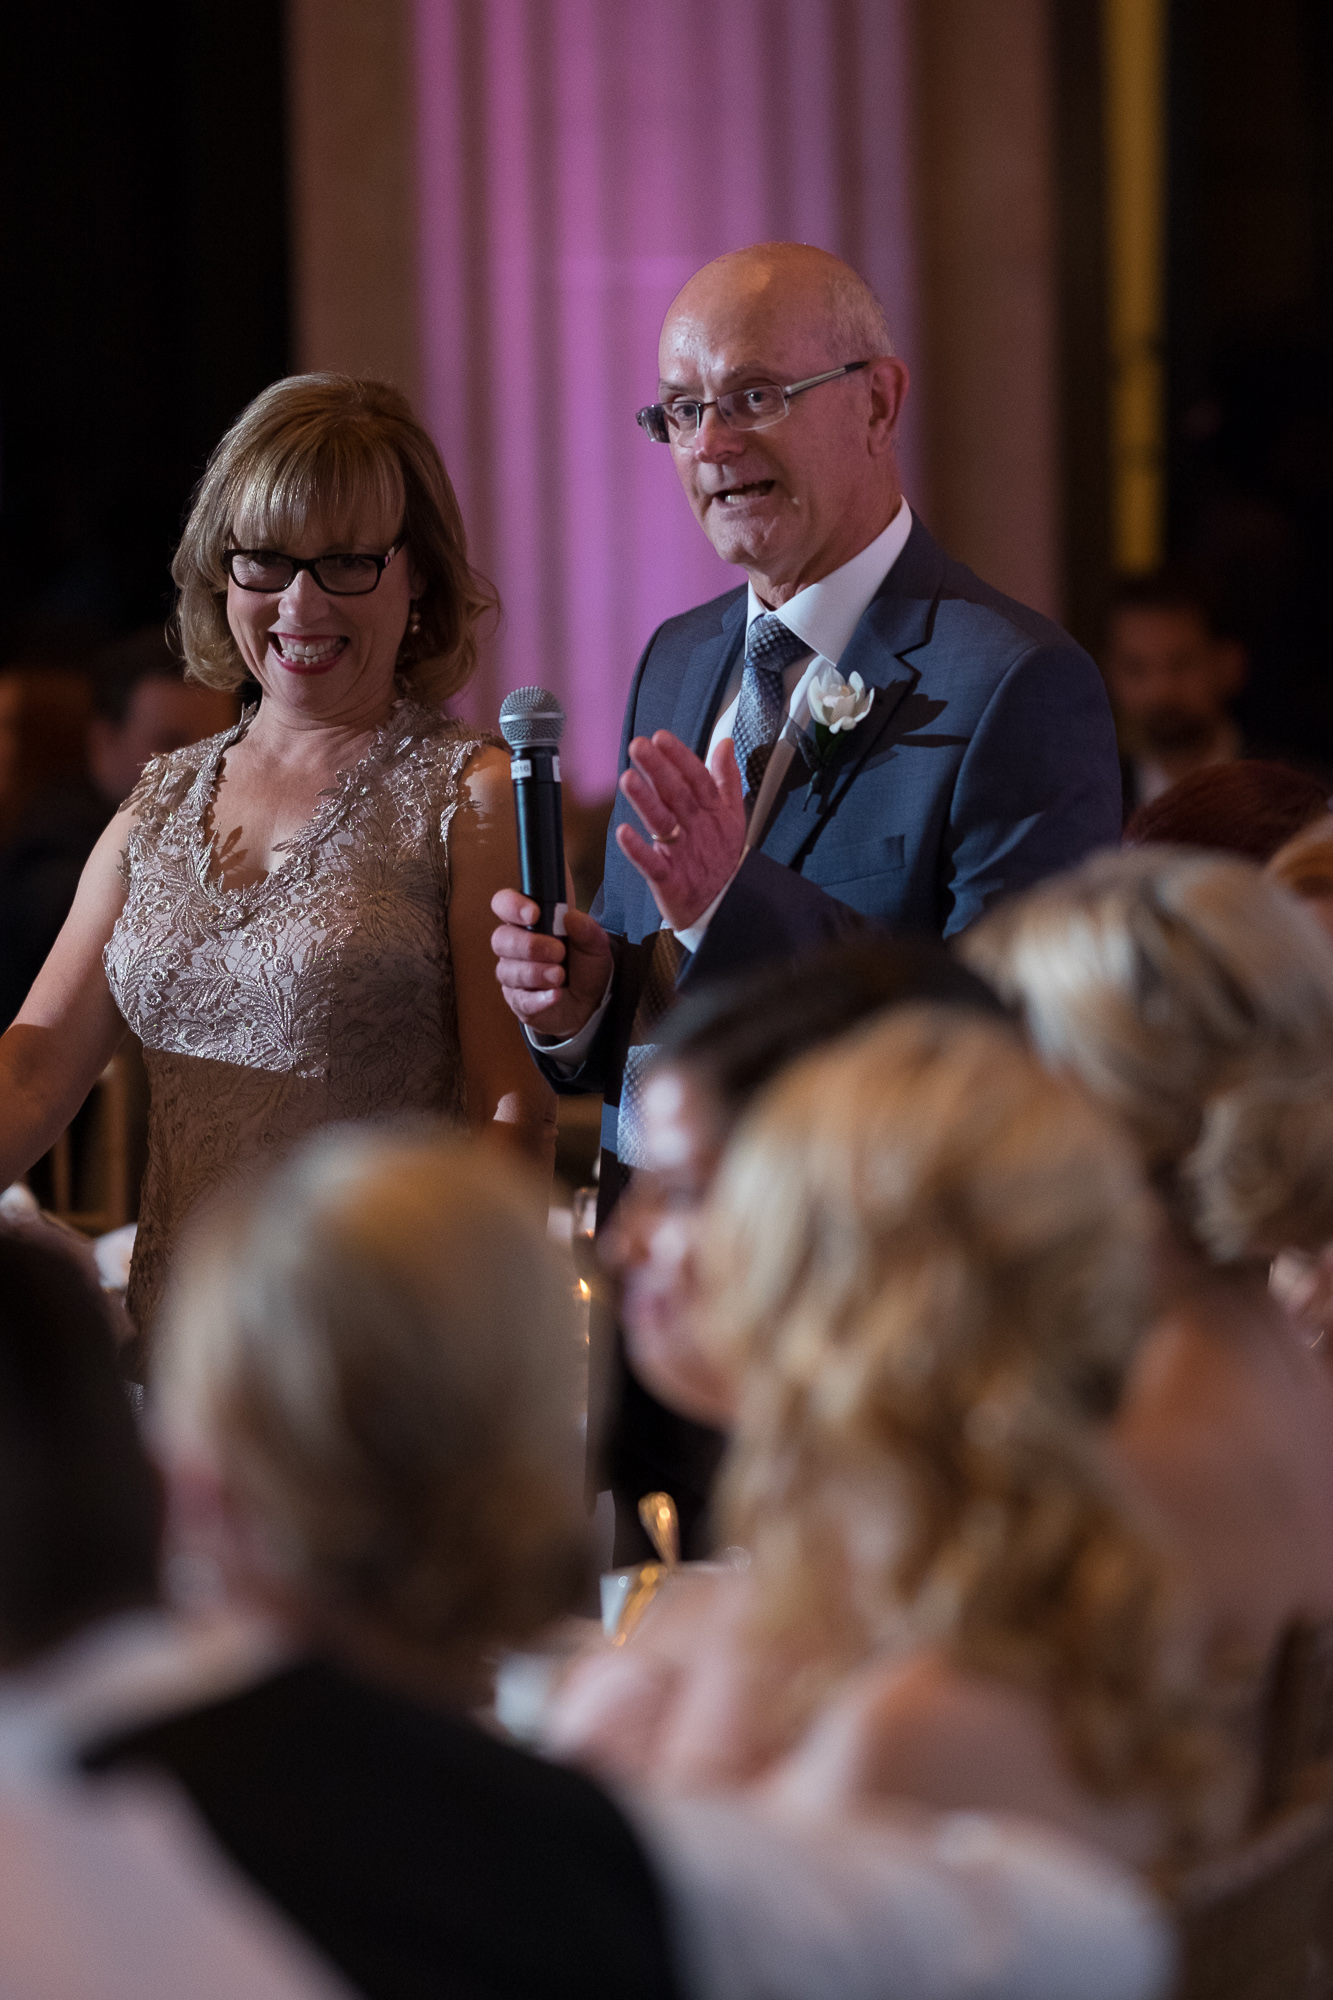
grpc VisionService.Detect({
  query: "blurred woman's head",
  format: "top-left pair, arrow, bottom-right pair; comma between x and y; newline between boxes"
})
963,847 -> 1333,1266
610,941 -> 1004,1428
0,1232 -> 161,1667
173,374 -> 497,709
702,1008 -> 1211,1825
157,1127 -> 588,1695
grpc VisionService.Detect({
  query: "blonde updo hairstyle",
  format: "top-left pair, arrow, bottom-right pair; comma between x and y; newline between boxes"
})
173,374 -> 497,704
962,847 -> 1333,1266
705,1007 -> 1216,1840
156,1126 -> 588,1686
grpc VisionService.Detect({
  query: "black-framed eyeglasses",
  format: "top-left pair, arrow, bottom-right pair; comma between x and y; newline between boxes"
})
223,541 -> 405,596
636,361 -> 871,444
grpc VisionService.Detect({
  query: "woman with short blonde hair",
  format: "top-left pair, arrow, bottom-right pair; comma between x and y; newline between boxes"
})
0,375 -> 554,1352
173,375 -> 496,706
963,848 -> 1333,1804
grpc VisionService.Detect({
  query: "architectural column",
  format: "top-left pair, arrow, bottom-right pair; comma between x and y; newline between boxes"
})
911,0 -> 1063,621
1103,0 -> 1166,574
288,0 -> 422,408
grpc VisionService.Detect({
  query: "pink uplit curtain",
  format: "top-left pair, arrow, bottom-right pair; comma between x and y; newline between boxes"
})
415,0 -> 921,796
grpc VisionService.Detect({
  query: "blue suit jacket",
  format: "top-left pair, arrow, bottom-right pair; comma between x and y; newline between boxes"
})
547,516 -> 1120,1114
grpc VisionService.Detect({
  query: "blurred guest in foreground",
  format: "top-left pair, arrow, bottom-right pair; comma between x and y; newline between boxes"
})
0,1230 -> 353,2000
85,1127 -> 1169,2000
965,849 -> 1333,1807
1122,758 -> 1329,862
0,375 -> 553,1356
601,940 -> 1004,1499
0,1231 -> 161,1730
550,1010 -> 1230,1870
85,1128 -> 678,2000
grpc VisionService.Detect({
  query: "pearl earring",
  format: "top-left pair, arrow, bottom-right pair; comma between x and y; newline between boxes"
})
407,606 -> 422,638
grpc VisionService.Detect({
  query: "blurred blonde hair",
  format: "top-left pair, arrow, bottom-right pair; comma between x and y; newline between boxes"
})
1268,814 -> 1333,901
172,375 -> 497,704
705,1007 -> 1216,1834
962,847 -> 1333,1264
157,1126 -> 588,1680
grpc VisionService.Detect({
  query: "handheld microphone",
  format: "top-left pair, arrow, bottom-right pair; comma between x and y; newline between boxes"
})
498,686 -> 568,937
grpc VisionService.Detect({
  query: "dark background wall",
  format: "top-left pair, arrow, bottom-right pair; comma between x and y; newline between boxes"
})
2,0 -> 1327,757
0,2 -> 289,665
1168,0 -> 1333,756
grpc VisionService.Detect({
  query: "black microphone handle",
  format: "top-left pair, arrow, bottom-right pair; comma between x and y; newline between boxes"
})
509,744 -> 568,936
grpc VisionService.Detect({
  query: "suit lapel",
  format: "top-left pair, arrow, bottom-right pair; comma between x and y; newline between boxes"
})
758,518 -> 946,870
671,592 -> 747,758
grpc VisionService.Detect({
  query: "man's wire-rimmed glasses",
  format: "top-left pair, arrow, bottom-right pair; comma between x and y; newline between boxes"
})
223,541 -> 405,595
635,360 -> 871,444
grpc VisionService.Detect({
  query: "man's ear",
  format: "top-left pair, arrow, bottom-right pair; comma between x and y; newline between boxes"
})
866,357 -> 910,454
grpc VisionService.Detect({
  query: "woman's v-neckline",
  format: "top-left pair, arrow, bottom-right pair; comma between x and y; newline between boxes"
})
192,692 -> 416,902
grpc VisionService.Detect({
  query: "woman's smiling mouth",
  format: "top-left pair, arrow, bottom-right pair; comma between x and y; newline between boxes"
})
270,633 -> 348,673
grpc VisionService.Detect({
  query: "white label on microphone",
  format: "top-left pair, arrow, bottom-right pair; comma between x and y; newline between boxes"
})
509,758 -> 533,780
552,756 -> 561,781
553,902 -> 568,937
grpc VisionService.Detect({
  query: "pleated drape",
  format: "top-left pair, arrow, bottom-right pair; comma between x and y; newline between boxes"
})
415,0 -> 921,792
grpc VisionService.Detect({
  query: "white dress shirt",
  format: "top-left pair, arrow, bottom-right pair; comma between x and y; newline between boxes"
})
534,499 -> 914,1063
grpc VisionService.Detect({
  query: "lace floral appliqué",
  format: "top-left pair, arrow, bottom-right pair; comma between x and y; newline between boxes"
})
104,696 -> 495,1335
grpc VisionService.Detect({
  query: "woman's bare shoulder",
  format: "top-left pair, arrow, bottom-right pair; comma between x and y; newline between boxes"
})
840,1652 -> 1050,1765
774,1653 -> 1159,1863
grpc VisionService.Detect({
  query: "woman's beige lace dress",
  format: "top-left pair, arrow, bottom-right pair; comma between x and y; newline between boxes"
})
104,695 -> 496,1336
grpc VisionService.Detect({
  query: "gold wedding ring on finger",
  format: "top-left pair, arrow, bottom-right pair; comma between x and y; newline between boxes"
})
652,822 -> 683,846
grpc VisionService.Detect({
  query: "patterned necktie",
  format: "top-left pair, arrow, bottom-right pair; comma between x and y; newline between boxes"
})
616,928 -> 685,1169
732,613 -> 811,798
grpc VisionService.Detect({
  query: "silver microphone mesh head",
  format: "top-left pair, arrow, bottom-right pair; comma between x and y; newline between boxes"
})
499,686 -> 567,751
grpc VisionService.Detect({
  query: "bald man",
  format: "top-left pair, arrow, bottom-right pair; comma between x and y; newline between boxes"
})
493,244 -> 1121,1556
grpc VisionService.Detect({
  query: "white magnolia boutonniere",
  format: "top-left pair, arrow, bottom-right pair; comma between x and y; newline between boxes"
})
807,663 -> 874,769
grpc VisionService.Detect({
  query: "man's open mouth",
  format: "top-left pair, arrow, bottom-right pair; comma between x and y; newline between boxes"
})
714,481 -> 776,505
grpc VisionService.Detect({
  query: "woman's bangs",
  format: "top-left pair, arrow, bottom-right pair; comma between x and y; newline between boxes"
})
230,429 -> 405,552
